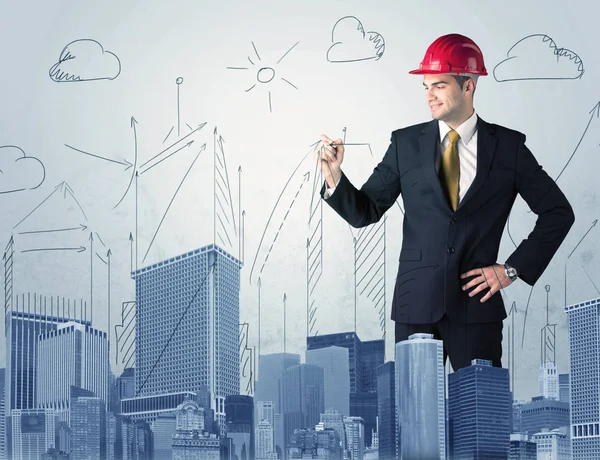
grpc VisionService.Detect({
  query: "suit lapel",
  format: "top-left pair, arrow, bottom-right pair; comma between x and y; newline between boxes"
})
456,116 -> 497,211
419,120 -> 451,211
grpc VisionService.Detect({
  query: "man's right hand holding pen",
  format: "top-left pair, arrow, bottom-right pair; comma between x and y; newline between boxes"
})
317,134 -> 345,188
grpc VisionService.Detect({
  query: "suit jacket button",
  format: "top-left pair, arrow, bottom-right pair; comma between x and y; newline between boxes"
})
450,217 -> 456,224
447,247 -> 455,254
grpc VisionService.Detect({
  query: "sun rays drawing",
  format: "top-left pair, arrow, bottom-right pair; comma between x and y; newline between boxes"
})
227,41 -> 300,112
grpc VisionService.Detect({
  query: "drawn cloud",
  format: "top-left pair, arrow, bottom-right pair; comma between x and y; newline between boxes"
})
0,145 -> 45,194
49,39 -> 121,82
493,34 -> 584,82
327,16 -> 385,63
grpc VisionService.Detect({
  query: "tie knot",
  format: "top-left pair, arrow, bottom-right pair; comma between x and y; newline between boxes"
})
447,130 -> 460,144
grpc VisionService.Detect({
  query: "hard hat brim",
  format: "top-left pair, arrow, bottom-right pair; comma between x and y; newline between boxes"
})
408,68 -> 488,76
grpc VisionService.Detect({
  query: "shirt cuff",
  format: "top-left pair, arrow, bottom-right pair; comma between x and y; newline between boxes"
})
323,187 -> 336,199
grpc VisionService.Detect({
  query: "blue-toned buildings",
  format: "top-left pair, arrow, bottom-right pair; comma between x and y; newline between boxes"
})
565,296 -> 600,458
133,244 -> 240,432
395,333 -> 446,459
448,358 -> 511,458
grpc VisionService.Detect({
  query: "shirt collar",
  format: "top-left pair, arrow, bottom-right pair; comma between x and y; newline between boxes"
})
439,110 -> 478,144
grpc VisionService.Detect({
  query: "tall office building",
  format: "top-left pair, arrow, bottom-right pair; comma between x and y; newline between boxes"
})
282,364 -> 324,444
376,362 -> 395,460
133,244 -> 240,432
307,332 -> 382,448
362,340 -> 385,393
558,374 -> 570,404
255,353 -> 301,414
396,333 -> 445,460
565,297 -> 600,458
11,409 -> 55,460
539,361 -> 559,400
4,294 -> 90,415
306,346 -> 350,416
37,321 -> 109,423
307,333 -> 363,393
70,397 -> 107,459
448,359 -> 511,458
225,395 -> 254,460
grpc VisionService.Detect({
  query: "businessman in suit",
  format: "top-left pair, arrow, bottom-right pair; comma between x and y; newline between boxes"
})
317,33 -> 575,371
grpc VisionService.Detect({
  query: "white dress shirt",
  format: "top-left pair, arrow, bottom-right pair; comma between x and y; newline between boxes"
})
324,110 -> 479,203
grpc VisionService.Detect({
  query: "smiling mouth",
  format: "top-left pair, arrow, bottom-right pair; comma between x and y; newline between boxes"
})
430,104 -> 442,109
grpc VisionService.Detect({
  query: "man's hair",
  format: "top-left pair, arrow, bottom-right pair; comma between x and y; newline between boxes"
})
452,74 -> 478,94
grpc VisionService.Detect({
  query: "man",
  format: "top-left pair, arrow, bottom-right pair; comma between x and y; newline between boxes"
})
317,33 -> 575,371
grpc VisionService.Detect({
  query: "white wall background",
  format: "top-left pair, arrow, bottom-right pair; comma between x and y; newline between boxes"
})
1,0 -> 599,401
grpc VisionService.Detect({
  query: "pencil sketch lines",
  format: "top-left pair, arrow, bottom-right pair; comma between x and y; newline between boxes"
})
142,144 -> 206,264
227,41 -> 300,112
249,142 -> 317,285
163,78 -> 199,143
307,144 -> 324,337
239,322 -> 254,395
354,216 -> 387,336
214,128 -> 238,254
49,39 -> 121,82
327,16 -> 385,63
3,237 -> 14,316
493,34 -> 584,82
115,301 -> 136,368
0,145 -> 45,194
13,181 -> 87,230
114,117 -> 139,209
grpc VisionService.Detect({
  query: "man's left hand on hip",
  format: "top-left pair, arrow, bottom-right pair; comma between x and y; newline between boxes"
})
460,264 -> 513,303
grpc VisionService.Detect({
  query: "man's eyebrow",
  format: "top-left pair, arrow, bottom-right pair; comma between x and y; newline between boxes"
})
423,80 -> 449,87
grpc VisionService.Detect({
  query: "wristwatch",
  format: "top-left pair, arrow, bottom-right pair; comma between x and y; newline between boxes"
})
504,264 -> 518,282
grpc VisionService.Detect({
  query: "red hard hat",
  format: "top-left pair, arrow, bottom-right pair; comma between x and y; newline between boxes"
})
409,33 -> 488,76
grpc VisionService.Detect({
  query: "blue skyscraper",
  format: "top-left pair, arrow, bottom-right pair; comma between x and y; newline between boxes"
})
565,296 -> 600,458
448,359 -> 511,458
133,244 -> 240,432
395,333 -> 445,459
376,361 -> 395,460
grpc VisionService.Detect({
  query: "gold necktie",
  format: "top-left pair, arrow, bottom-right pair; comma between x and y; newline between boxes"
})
441,129 -> 461,210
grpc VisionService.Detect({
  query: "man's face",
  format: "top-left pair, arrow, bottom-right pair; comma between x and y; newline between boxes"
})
423,74 -> 469,123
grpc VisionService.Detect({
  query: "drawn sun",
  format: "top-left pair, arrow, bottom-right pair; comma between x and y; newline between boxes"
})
227,41 -> 299,112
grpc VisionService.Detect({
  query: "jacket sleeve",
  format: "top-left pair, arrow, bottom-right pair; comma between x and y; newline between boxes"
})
319,131 -> 402,228
505,133 -> 575,285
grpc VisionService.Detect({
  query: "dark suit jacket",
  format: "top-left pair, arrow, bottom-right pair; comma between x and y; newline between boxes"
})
320,116 -> 575,324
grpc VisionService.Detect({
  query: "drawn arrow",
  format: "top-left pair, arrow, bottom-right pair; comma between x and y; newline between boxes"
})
129,232 -> 134,273
142,144 -> 206,263
283,293 -> 287,354
241,210 -> 245,264
508,301 -> 517,393
139,122 -> 207,169
524,100 -> 600,215
89,232 -> 94,322
135,171 -> 139,275
64,144 -> 133,170
251,171 -> 311,283
13,181 -> 87,229
556,101 -> 600,183
249,142 -> 319,285
568,219 -> 597,259
114,117 -> 140,209
18,224 -> 88,235
107,248 -> 112,352
239,165 -> 242,263
140,140 -> 195,175
257,277 -> 262,361
21,246 -> 86,253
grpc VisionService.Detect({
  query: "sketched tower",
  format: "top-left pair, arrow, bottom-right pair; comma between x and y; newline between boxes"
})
133,244 -> 241,434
